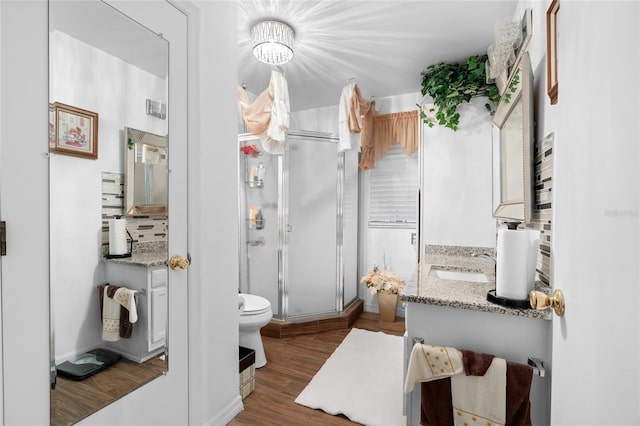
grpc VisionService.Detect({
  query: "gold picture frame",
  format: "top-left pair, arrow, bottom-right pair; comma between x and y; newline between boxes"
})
51,102 -> 99,159
546,0 -> 560,105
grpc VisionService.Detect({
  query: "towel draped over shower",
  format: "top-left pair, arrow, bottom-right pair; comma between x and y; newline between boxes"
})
339,82 -> 419,169
238,70 -> 290,155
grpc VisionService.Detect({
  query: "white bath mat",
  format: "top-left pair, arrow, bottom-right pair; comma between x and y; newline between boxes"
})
294,328 -> 406,426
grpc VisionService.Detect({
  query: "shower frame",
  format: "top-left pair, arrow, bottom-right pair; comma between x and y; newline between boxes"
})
238,130 -> 357,321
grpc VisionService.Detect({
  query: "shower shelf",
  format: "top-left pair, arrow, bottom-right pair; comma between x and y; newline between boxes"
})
247,218 -> 265,230
246,179 -> 264,188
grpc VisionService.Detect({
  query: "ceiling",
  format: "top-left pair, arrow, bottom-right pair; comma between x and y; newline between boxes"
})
238,1 -> 518,112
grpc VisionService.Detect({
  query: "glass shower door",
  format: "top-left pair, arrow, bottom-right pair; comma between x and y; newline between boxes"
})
283,134 -> 339,317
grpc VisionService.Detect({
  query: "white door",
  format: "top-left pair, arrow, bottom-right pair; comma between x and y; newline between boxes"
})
0,1 -> 189,424
550,2 -> 640,424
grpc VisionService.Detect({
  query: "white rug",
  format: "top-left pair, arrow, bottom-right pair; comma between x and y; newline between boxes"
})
295,328 -> 406,426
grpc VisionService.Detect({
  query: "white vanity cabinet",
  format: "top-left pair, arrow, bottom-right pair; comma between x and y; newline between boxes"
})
103,262 -> 167,363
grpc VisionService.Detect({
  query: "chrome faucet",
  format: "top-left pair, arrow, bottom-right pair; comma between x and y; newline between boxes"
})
472,252 -> 496,263
472,252 -> 496,276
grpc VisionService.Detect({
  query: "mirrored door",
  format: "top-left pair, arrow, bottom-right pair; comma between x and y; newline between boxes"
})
48,1 -> 179,424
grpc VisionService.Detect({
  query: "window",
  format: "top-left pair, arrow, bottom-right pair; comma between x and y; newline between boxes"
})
367,144 -> 419,227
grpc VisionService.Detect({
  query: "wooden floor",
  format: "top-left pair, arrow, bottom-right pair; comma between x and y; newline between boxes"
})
229,312 -> 406,426
50,354 -> 166,426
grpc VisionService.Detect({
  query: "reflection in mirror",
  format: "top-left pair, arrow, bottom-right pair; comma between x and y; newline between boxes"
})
492,52 -> 534,223
125,127 -> 168,216
49,1 -> 169,425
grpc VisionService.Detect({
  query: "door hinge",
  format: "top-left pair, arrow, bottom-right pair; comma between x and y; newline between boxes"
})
0,221 -> 6,256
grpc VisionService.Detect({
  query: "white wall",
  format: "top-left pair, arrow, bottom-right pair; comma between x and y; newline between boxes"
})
421,96 -> 496,249
50,30 -> 167,363
186,1 -> 242,424
290,104 -> 339,134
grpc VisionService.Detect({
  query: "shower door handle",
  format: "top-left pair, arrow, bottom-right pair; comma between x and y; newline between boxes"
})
286,224 -> 292,232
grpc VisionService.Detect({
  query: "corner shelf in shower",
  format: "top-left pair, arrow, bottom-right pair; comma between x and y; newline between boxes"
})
246,218 -> 265,230
246,179 -> 264,188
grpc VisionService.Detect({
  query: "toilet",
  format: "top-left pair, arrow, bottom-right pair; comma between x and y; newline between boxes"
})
238,293 -> 273,368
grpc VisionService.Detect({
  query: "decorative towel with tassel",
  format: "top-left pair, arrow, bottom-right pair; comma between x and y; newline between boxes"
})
98,284 -> 138,341
405,343 -> 532,426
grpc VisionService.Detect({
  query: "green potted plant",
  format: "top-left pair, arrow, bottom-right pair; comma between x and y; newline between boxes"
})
419,54 -> 501,131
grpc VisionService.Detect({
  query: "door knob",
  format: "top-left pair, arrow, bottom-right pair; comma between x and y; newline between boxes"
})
169,255 -> 190,270
529,289 -> 565,316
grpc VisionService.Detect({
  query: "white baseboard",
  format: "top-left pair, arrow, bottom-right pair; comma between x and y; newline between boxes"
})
206,395 -> 244,426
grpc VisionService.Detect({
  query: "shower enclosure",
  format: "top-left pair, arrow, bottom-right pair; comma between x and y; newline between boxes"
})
238,131 -> 358,320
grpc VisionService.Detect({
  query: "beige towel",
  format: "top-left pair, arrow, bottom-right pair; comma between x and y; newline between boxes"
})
405,344 -> 507,426
451,357 -> 506,426
101,285 -> 138,342
404,343 -> 464,393
101,286 -> 121,342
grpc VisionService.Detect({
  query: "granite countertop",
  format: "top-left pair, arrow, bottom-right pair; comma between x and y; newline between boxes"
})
400,245 -> 551,320
102,251 -> 167,267
101,242 -> 167,268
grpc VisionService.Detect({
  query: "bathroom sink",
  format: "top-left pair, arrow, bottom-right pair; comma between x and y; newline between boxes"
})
429,269 -> 488,283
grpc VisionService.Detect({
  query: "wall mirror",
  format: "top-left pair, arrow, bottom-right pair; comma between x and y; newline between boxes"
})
49,1 -> 169,424
124,127 -> 169,216
492,51 -> 534,223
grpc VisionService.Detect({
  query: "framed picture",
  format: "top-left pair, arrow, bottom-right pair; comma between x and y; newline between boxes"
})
49,104 -> 56,149
546,0 -> 560,104
51,102 -> 98,159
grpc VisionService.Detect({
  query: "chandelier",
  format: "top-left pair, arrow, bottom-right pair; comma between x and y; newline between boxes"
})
251,20 -> 295,65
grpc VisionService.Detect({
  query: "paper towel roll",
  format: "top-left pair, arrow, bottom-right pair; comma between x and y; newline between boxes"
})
496,229 -> 531,300
526,230 -> 540,290
109,218 -> 128,255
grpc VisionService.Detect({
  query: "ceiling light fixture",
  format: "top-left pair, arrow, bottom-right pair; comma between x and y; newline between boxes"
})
251,20 -> 294,65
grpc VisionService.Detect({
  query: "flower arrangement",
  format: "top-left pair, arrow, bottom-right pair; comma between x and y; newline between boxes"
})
361,266 -> 405,295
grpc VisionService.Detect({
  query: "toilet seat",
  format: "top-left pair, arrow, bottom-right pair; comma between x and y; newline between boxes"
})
240,294 -> 271,316
238,293 -> 273,368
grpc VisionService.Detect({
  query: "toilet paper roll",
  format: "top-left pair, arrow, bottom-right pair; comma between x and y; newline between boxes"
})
496,229 -> 531,300
108,218 -> 128,255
